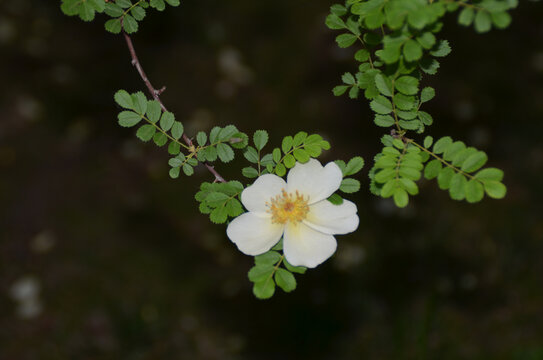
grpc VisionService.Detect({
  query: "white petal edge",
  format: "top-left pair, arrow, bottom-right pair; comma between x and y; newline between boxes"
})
286,159 -> 343,204
303,199 -> 359,235
283,222 -> 337,268
241,174 -> 287,214
226,212 -> 284,256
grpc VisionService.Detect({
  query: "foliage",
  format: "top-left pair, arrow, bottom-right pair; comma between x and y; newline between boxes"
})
326,0 -> 513,207
61,0 -> 180,33
60,0 -> 520,299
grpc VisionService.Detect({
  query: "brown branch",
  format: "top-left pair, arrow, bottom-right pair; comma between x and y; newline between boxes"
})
122,30 -> 226,183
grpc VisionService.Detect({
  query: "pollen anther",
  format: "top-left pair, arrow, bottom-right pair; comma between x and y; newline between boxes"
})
267,189 -> 309,225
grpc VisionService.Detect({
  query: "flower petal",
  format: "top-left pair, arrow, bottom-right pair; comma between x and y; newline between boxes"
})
283,222 -> 337,268
304,199 -> 359,235
241,174 -> 287,214
226,212 -> 284,256
287,159 -> 342,204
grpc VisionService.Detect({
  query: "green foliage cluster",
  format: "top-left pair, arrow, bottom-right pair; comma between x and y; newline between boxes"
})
326,0 -> 514,207
61,0 -> 180,33
248,243 -> 307,299
195,181 -> 245,224
115,90 -> 247,177
241,130 -> 332,178
62,0 -> 517,299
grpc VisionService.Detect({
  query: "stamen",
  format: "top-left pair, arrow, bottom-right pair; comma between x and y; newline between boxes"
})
267,189 -> 309,225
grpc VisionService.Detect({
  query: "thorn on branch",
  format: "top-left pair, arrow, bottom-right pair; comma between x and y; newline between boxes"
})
155,86 -> 167,96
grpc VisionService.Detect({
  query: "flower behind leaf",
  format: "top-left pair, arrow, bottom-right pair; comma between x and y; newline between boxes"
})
226,159 -> 359,268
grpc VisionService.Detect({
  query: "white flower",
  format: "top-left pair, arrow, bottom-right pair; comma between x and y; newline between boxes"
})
226,159 -> 359,268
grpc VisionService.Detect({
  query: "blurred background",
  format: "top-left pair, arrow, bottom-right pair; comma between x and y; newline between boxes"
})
1,0 -> 542,359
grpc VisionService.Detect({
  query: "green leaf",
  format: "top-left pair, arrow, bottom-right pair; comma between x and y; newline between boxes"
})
293,131 -> 308,146
284,154 -> 296,168
165,0 -> 180,6
132,92 -> 147,114
374,115 -> 395,127
116,0 -> 132,8
416,32 -> 436,49
420,87 -> 435,103
393,188 -> 409,208
242,167 -> 258,178
491,12 -> 512,29
458,7 -> 475,26
423,136 -> 433,148
395,76 -> 419,95
272,148 -> 281,163
105,18 -> 122,34
293,149 -> 310,163
104,3 -> 123,17
465,180 -> 484,203
171,121 -> 184,140
118,111 -> 142,127
461,152 -> 488,173
243,147 -> 259,163
150,0 -> 166,11
327,193 -> 344,205
437,167 -> 455,190
430,40 -> 451,57
333,85 -> 349,96
340,178 -> 361,193
336,33 -> 357,48
217,143 -> 234,163
370,95 -> 393,114
484,181 -> 507,199
114,90 -> 134,109
168,142 -> 181,155
153,132 -> 168,147
196,131 -> 207,146
344,157 -> 365,176
248,265 -> 275,282
449,173 -> 467,200
169,167 -> 180,179
136,124 -> 156,142
131,5 -> 146,21
424,159 -> 442,179
204,146 -> 218,161
325,14 -> 346,30
284,259 -> 307,274
374,74 -> 393,96
218,125 -> 238,141
275,163 -> 286,176
349,86 -> 360,99
474,10 -> 492,33
160,112 -> 175,131
355,49 -> 370,62
282,136 -> 293,154
253,279 -> 275,299
182,164 -> 194,176
433,136 -> 453,154
79,2 -> 95,21
146,100 -> 161,123
210,206 -> 228,224
255,251 -> 282,265
123,14 -> 138,34
275,269 -> 296,293
394,93 -> 416,111
230,132 -> 248,149
253,130 -> 268,150
403,39 -> 423,62
474,168 -> 504,182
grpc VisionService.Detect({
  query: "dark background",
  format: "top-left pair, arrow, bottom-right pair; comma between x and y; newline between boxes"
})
1,0 -> 542,359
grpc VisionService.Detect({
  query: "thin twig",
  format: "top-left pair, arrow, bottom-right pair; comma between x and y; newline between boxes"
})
122,30 -> 226,183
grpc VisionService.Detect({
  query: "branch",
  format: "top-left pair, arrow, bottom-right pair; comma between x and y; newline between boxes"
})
122,30 -> 226,183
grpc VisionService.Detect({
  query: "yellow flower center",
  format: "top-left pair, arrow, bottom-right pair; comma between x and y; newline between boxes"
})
267,189 -> 309,225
